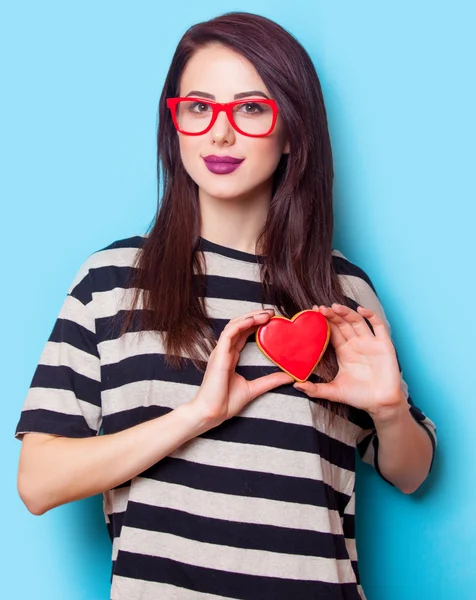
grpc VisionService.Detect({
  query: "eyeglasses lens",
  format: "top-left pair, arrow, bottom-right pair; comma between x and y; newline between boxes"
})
174,100 -> 274,135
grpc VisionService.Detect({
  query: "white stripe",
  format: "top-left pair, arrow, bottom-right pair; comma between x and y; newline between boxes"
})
344,492 -> 355,515
20,387 -> 101,429
92,289 -> 278,325
100,379 -> 359,447
170,438 -> 354,496
357,429 -> 376,466
202,250 -> 261,281
99,331 -> 188,365
104,487 -> 130,514
101,380 -> 197,416
58,294 -> 95,332
112,536 -> 120,562
111,575 -> 231,600
204,296 -> 278,320
128,478 -> 343,535
39,341 -> 100,381
98,330 -> 277,368
93,287 -> 140,318
345,537 -> 358,561
358,584 -> 368,599
68,246 -> 142,293
119,527 -> 357,584
337,274 -> 390,331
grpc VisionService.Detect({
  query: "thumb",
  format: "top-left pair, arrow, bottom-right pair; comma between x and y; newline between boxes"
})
293,381 -> 342,403
248,371 -> 294,400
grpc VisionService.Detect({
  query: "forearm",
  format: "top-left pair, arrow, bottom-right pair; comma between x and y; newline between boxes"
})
18,402 -> 209,515
372,394 -> 434,494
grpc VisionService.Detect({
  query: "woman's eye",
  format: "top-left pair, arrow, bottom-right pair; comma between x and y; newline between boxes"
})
189,102 -> 210,113
240,102 -> 262,113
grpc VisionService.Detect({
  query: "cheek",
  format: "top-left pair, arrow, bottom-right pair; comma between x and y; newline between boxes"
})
178,136 -> 201,172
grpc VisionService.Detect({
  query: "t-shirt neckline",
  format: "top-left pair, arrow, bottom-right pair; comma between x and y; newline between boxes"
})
198,236 -> 264,264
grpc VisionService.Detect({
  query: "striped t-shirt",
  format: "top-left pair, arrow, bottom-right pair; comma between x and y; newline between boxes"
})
15,235 -> 437,600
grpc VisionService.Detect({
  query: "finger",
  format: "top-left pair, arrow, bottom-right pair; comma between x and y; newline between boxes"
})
234,326 -> 259,354
318,305 -> 351,346
330,303 -> 375,338
220,311 -> 273,353
293,381 -> 343,403
229,309 -> 276,351
248,371 -> 294,399
357,306 -> 389,340
224,308 -> 274,331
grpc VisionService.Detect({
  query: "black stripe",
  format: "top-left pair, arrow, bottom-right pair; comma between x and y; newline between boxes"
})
31,364 -> 101,407
106,520 -> 114,542
125,502 -> 349,559
108,510 -> 125,542
102,404 -> 355,473
418,421 -> 436,474
70,278 -> 92,304
89,265 -> 136,293
408,397 -> 425,421
333,256 -> 377,294
201,274 -> 266,303
348,405 -> 375,430
88,268 -> 264,301
102,406 -> 147,434
114,553 -> 361,599
100,352 -> 326,393
96,310 -> 152,343
198,236 -> 263,264
139,404 -> 354,471
351,560 -> 361,585
409,407 -> 436,474
15,408 -> 97,437
141,457 -> 351,514
356,431 -> 374,459
199,414 -> 356,472
49,318 -> 99,358
99,236 -> 146,251
372,436 -> 396,487
343,513 -> 355,538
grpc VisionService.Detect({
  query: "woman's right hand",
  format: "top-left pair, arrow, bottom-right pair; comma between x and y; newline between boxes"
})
190,308 -> 293,428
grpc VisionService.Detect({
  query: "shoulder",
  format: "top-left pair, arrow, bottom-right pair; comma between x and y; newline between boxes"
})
332,249 -> 389,327
67,235 -> 147,302
331,249 -> 376,294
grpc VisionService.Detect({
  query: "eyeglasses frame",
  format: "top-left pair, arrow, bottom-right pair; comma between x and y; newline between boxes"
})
166,97 -> 279,138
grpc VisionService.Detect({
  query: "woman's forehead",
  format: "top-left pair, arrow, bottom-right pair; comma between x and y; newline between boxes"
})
179,45 -> 270,99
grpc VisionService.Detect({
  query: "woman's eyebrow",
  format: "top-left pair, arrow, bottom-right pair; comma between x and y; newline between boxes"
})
184,90 -> 270,99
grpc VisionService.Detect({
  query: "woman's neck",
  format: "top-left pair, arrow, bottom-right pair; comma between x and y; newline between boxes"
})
198,183 -> 271,255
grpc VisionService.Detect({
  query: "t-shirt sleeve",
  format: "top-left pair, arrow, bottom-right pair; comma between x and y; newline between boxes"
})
334,251 -> 437,486
15,260 -> 102,440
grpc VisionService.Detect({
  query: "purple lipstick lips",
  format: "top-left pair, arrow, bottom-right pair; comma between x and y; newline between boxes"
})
203,155 -> 244,175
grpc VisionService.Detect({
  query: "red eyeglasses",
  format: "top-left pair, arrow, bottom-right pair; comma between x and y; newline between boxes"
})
166,97 -> 279,137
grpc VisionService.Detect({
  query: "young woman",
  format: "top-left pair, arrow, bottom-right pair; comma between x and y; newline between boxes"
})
15,11 -> 437,600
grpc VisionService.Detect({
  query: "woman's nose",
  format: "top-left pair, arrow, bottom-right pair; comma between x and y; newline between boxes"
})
210,110 -> 235,144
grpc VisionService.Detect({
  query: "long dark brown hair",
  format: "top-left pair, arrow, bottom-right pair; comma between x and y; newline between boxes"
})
124,12 -> 351,416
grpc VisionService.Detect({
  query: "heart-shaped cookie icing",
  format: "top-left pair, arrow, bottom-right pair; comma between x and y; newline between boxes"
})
256,310 -> 330,382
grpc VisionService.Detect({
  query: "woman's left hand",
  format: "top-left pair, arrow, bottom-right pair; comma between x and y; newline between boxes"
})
293,304 -> 405,420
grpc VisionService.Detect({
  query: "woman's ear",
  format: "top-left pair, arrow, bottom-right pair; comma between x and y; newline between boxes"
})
283,139 -> 290,154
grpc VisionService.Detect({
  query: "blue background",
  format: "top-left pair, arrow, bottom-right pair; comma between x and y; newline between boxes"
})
2,1 -> 474,598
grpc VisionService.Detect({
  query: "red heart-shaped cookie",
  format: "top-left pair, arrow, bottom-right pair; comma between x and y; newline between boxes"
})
256,310 -> 330,382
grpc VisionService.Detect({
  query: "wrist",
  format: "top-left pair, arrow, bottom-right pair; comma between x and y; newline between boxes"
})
178,396 -> 221,437
368,391 -> 409,429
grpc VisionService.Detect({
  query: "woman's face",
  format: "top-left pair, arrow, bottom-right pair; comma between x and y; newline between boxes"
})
176,44 -> 290,201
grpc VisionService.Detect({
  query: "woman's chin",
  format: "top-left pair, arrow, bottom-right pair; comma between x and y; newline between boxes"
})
198,184 -> 253,202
